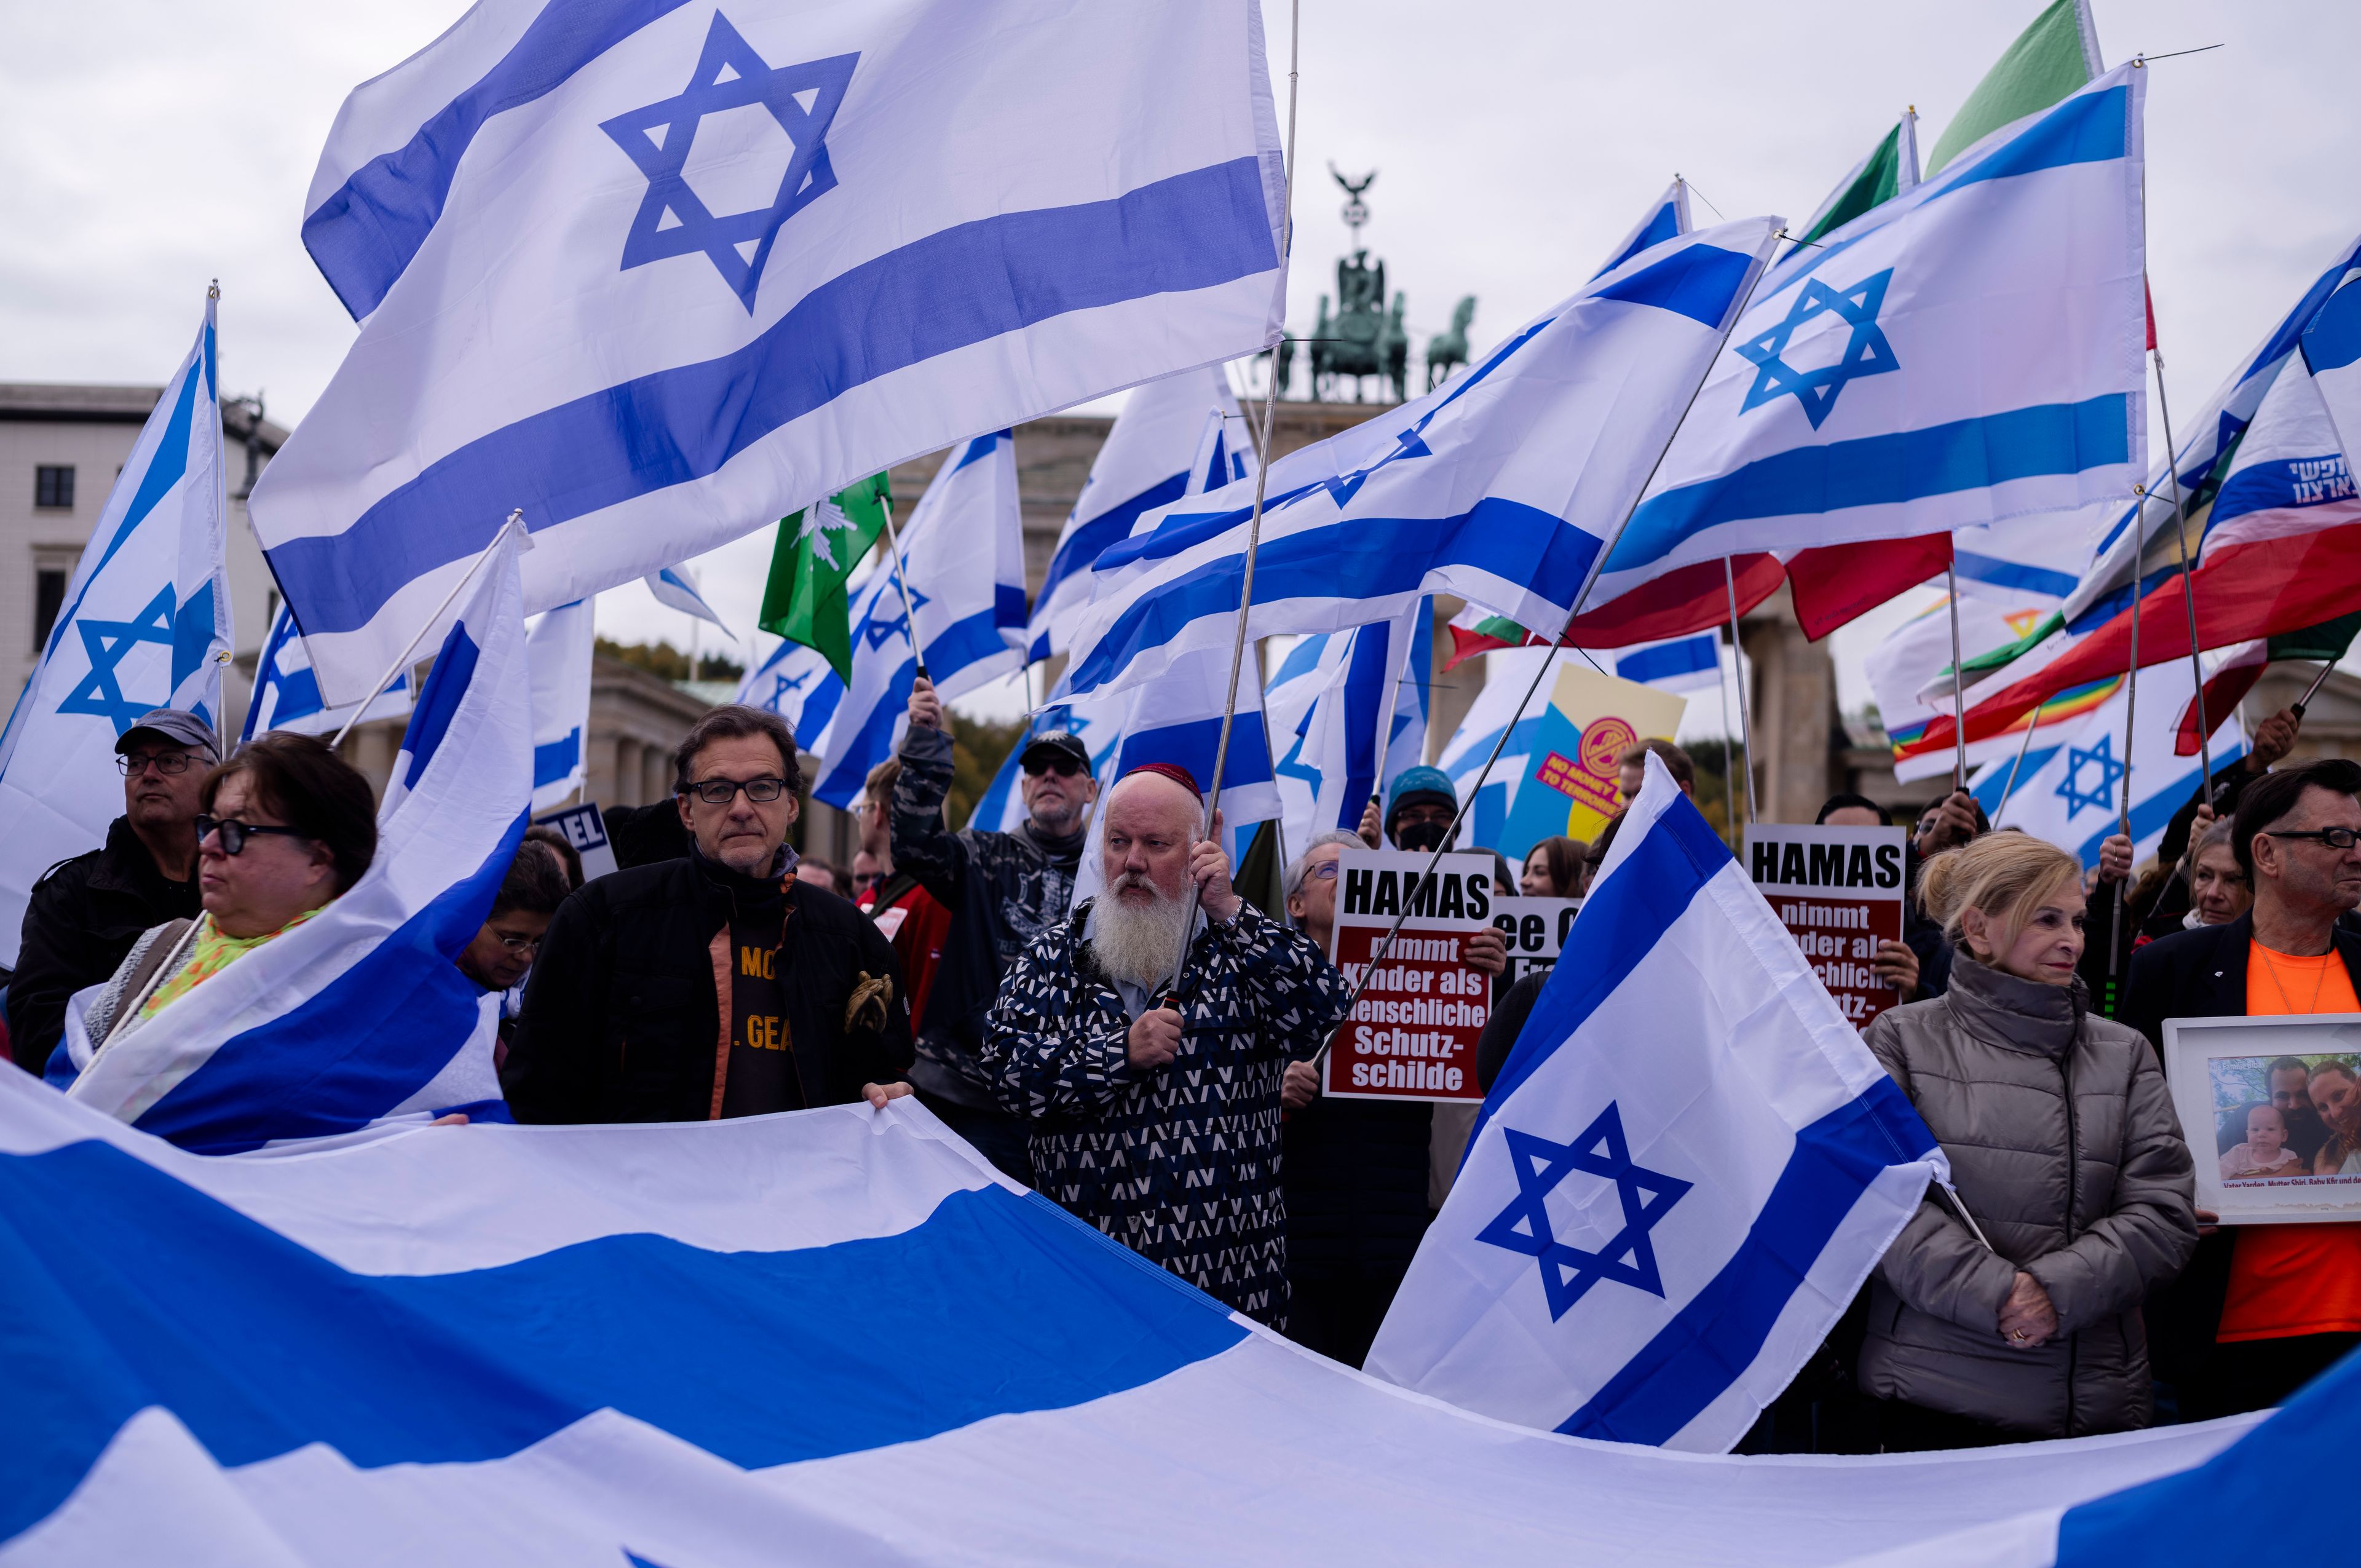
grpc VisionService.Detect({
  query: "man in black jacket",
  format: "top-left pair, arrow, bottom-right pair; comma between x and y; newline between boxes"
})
890,677 -> 1096,1181
9,708 -> 216,1073
2124,756 -> 2361,1419
502,707 -> 914,1122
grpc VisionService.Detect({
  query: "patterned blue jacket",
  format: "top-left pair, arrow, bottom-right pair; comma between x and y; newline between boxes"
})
982,900 -> 1349,1324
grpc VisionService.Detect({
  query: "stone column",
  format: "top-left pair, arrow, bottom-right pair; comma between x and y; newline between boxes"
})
1738,585 -> 1840,826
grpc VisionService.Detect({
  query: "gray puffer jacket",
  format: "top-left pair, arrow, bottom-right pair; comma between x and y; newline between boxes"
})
1857,954 -> 2197,1438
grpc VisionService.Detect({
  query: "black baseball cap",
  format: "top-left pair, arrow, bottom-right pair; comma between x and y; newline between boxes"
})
116,708 -> 222,763
1019,731 -> 1093,776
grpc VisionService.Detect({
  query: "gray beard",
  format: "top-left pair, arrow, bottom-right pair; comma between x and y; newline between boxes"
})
1088,877 -> 1193,989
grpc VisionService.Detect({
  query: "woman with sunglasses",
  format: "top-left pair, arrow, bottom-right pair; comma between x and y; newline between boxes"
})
82,734 -> 379,1049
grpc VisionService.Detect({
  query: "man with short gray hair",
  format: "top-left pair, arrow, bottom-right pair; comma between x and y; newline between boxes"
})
983,764 -> 1348,1323
9,708 -> 216,1072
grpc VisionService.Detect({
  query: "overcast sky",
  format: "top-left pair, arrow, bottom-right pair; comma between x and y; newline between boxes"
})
4,0 -> 2356,731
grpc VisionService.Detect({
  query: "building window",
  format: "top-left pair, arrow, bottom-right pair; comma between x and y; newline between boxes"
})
33,569 -> 67,653
34,466 -> 75,510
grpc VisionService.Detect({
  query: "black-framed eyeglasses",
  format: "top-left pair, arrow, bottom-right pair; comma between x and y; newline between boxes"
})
684,776 -> 788,805
1026,756 -> 1085,779
196,815 -> 311,857
116,750 -> 197,777
2266,827 -> 2361,850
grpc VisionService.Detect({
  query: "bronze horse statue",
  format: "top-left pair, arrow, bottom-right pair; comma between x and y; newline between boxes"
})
1425,295 -> 1477,392
1310,251 -> 1411,402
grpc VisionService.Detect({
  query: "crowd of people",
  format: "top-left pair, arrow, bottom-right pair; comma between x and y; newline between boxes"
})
9,679 -> 2360,1455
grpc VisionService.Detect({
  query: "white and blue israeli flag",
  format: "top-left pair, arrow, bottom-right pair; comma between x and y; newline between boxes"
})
53,527 -> 535,1154
1267,603 -> 1430,861
644,560 -> 732,635
1586,66 -> 2148,617
1438,644 -> 1587,852
1610,632 -> 1720,693
526,598 -> 594,811
0,297 -> 232,971
1027,365 -> 1250,664
1057,217 -> 1779,704
2304,265 -> 2361,460
1592,177 -> 1690,281
0,1060 -> 2296,1566
254,0 -> 1287,708
734,635 -> 844,747
242,603 -> 413,742
1369,753 -> 1948,1452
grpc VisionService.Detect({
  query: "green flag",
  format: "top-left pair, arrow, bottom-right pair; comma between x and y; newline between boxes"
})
760,473 -> 892,682
1924,0 -> 2101,176
2268,609 -> 2361,667
1794,114 -> 1918,250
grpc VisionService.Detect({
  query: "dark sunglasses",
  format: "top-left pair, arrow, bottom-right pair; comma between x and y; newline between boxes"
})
2266,828 -> 2361,850
684,777 -> 788,805
1026,756 -> 1086,779
196,815 -> 312,856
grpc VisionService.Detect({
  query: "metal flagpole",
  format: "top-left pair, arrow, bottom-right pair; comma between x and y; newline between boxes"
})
1159,0 -> 1299,1004
1714,589 -> 1739,847
1945,562 -> 1970,797
330,510 -> 524,752
1310,232 -> 1787,1074
2293,657 -> 2338,719
1723,555 -> 1755,828
1995,710 -> 2041,820
2106,490 -> 2147,1016
877,489 -> 927,682
2153,347 -> 2213,810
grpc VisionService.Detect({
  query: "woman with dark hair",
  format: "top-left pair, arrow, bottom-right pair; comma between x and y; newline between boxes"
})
1520,836 -> 1587,897
84,734 -> 379,1047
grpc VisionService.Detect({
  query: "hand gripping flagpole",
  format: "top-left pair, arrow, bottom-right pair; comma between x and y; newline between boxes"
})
1310,233 -> 1787,1077
2153,346 -> 2213,809
329,510 -> 526,753
1155,0 -> 1299,1008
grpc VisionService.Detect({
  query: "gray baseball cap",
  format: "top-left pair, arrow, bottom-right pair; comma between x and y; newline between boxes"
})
116,708 -> 222,762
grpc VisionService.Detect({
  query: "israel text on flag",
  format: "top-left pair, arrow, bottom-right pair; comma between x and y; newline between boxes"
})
1057,218 -> 1781,704
55,528 -> 535,1152
242,603 -> 412,742
1581,66 -> 2148,631
0,299 -> 231,971
1367,755 -> 1948,1452
1029,366 -> 1251,665
0,1068 -> 2290,1567
252,0 -> 1289,706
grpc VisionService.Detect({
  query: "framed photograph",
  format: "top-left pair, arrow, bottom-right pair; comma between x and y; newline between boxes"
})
2162,1015 -> 2361,1225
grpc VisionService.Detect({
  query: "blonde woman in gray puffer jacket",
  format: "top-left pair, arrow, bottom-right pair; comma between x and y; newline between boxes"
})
1858,832 -> 2197,1450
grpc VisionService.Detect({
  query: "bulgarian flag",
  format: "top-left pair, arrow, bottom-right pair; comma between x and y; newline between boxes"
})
759,473 -> 892,683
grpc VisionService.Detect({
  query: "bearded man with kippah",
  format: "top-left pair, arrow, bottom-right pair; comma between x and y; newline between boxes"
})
982,763 -> 1348,1324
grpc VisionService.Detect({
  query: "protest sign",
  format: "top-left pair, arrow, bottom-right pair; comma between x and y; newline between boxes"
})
1743,822 -> 1907,1028
1324,847 -> 1495,1102
1497,662 -> 1687,863
1488,895 -> 1581,988
536,801 -> 620,882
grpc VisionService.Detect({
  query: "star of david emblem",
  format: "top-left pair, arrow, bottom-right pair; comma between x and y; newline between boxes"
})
2055,734 -> 2126,818
600,15 -> 857,312
1476,1103 -> 1691,1321
57,585 -> 178,734
1734,267 -> 1900,429
769,667 -> 814,705
861,585 -> 927,651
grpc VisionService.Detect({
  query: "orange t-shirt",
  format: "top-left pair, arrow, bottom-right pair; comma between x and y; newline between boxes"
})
2216,940 -> 2361,1344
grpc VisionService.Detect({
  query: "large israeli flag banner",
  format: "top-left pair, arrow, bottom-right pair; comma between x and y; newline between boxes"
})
526,598 -> 594,811
242,603 -> 413,742
1028,366 -> 1251,663
0,298 -> 231,971
53,529 -> 534,1153
1369,754 -> 1948,1452
1057,218 -> 1781,702
0,1064 -> 2314,1567
734,635 -> 843,746
253,0 -> 1287,707
1584,66 -> 2148,613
